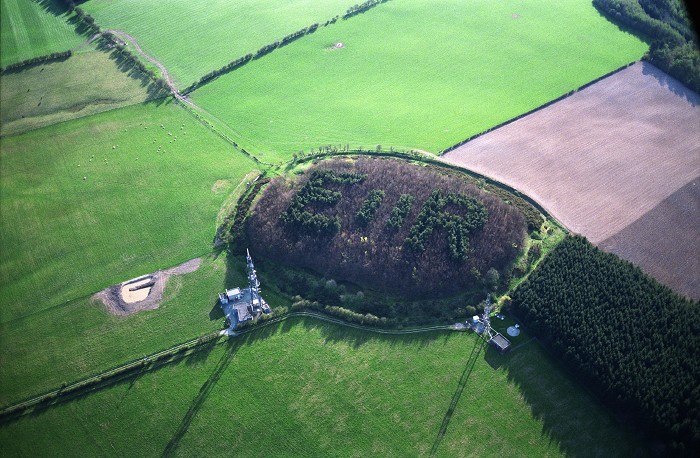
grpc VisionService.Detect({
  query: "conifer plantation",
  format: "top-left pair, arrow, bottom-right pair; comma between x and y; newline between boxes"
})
511,236 -> 700,453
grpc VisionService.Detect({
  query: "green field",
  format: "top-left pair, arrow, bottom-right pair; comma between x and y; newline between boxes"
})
0,253 -> 276,406
192,0 -> 647,160
1,48 -> 153,136
0,0 -> 83,67
0,102 -> 259,323
82,0 -> 361,88
0,317 -> 647,456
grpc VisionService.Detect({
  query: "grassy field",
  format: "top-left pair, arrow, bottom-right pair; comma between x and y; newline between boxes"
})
191,0 -> 647,161
0,0 -> 83,67
0,317 -> 647,456
1,48 -> 153,136
0,101 -> 259,324
82,0 -> 361,88
0,253 -> 280,406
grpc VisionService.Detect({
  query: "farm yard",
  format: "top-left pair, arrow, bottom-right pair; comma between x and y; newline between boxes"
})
81,0 -> 361,88
0,318 -> 648,457
0,0 -> 83,67
192,0 -> 646,159
1,0 -> 698,455
442,62 -> 700,300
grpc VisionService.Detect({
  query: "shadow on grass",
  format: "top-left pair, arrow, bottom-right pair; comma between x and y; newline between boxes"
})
208,299 -> 224,321
161,340 -> 239,457
482,340 -> 652,457
35,0 -> 75,20
429,337 -> 485,457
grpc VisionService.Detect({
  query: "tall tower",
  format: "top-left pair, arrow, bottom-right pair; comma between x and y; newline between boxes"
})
246,249 -> 268,313
482,294 -> 492,337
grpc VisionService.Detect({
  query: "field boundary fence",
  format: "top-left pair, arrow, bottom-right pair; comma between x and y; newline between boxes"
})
0,331 -> 220,423
0,311 -> 457,423
438,61 -> 638,156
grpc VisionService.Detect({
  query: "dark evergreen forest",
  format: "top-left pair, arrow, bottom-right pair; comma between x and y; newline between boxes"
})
594,0 -> 700,92
511,236 -> 700,454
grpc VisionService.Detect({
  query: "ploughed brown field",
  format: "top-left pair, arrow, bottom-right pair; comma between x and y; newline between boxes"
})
442,62 -> 700,300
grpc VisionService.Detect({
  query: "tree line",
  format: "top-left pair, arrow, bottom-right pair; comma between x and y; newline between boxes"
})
0,51 -> 71,74
95,33 -> 170,97
594,0 -> 700,93
253,257 -> 481,327
183,20 -> 332,94
356,189 -> 385,226
343,0 -> 390,19
510,235 -> 700,455
247,157 -> 527,297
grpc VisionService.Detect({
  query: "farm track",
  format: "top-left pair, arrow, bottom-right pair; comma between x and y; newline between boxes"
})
81,30 -> 194,108
75,30 -> 275,165
0,311 -> 461,419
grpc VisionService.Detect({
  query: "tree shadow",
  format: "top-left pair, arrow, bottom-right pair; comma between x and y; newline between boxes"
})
83,36 -> 171,102
641,61 -> 700,107
481,340 -> 653,457
34,0 -> 73,18
34,0 -> 94,39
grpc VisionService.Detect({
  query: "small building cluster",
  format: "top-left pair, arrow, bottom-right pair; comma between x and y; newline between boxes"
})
219,249 -> 271,328
468,295 -> 511,353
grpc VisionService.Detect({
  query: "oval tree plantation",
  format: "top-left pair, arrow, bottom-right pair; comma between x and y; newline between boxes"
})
249,157 -> 526,297
1,0 -> 698,456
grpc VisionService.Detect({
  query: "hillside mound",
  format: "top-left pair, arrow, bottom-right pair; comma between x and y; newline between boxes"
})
248,157 -> 526,296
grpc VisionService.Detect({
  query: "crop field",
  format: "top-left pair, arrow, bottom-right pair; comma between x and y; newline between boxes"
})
191,0 -> 646,160
0,0 -> 83,67
81,0 -> 360,88
0,101 -> 259,323
442,62 -> 700,300
1,48 -> 152,136
0,318 -> 647,457
598,179 -> 699,300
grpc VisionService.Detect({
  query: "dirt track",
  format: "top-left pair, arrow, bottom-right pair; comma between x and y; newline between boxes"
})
442,62 -> 700,299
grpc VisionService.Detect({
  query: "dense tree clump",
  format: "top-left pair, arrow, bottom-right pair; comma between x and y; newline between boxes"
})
594,0 -> 700,93
511,236 -> 700,454
280,170 -> 367,234
386,194 -> 414,230
248,158 -> 527,296
405,190 -> 488,261
356,189 -> 385,226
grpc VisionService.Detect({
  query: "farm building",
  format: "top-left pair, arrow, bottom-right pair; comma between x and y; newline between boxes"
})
469,295 -> 512,353
488,334 -> 511,354
219,250 -> 271,328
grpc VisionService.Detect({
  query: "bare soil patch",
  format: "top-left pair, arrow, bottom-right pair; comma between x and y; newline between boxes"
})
599,179 -> 699,299
94,258 -> 202,316
211,179 -> 231,194
442,62 -> 699,297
